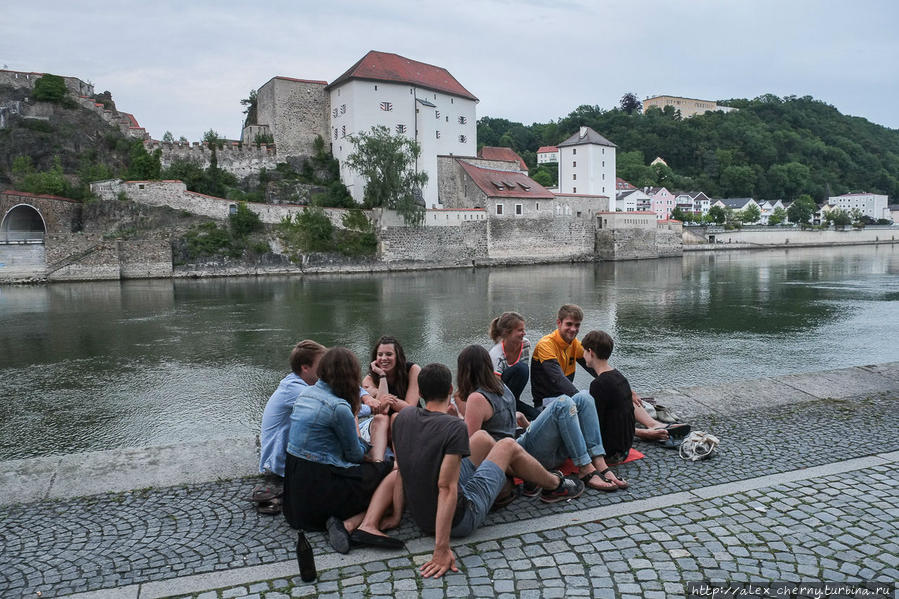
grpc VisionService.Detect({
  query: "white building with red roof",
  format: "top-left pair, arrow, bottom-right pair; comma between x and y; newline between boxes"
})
326,51 -> 478,207
536,146 -> 559,164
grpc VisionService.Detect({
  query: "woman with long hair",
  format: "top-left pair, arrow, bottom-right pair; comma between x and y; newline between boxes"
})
362,335 -> 422,412
283,347 -> 403,552
488,312 -> 538,420
455,344 -> 626,493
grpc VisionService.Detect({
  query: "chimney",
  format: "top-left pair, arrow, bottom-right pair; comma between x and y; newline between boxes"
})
579,126 -> 587,138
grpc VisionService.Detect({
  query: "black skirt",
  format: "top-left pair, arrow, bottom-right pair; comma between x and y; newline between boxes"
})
282,453 -> 393,530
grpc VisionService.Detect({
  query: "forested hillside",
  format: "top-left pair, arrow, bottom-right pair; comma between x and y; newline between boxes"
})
477,95 -> 899,201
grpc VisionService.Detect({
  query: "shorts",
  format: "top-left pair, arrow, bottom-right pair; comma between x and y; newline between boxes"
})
450,458 -> 506,538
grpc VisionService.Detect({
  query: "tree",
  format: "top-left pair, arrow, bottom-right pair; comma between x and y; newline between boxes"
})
825,208 -> 851,227
229,202 -> 262,238
345,126 -> 428,225
768,206 -> 787,226
707,205 -> 726,224
787,194 -> 817,225
32,74 -> 68,103
162,131 -> 175,143
126,141 -> 162,180
742,203 -> 761,224
720,165 -> 755,197
619,92 -> 642,115
670,207 -> 687,222
241,89 -> 258,127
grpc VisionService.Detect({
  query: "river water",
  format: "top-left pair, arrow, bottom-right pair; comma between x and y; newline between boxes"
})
1,245 -> 897,461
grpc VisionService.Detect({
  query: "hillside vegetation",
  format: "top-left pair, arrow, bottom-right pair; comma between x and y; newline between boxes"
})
478,94 -> 899,201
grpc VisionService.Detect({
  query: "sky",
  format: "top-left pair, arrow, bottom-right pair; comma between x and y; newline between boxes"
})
3,1 -> 897,142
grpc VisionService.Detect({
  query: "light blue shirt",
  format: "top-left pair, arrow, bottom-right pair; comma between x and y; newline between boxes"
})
259,374 -> 370,476
287,380 -> 368,468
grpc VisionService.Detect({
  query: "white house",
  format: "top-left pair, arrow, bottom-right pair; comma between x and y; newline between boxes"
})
557,126 -> 616,197
327,51 -> 478,208
536,146 -> 559,164
617,188 -> 652,212
758,200 -> 785,225
827,193 -> 890,221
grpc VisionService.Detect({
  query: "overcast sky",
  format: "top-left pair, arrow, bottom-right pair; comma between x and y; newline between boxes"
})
3,1 -> 897,141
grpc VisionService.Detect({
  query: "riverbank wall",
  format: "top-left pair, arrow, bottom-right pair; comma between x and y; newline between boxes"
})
683,225 -> 897,251
1,361 -> 895,507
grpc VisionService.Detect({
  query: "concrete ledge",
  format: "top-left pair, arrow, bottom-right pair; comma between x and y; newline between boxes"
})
2,362 -> 897,508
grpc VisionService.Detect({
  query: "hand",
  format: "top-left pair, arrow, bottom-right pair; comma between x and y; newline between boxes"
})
420,546 -> 457,578
447,402 -> 459,418
365,396 -> 382,413
370,360 -> 387,377
385,394 -> 404,411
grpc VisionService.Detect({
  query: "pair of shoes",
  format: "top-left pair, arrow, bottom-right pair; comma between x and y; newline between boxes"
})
540,473 -> 585,503
654,405 -> 681,424
256,497 -> 282,515
598,467 -> 628,490
350,529 -> 405,550
326,516 -> 351,554
580,470 -> 617,492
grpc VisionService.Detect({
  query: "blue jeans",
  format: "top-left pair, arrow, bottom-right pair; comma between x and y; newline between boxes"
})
517,390 -> 606,470
501,361 -> 539,420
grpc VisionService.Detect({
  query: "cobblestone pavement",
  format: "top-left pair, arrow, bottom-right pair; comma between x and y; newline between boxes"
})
1,392 -> 897,598
164,464 -> 899,599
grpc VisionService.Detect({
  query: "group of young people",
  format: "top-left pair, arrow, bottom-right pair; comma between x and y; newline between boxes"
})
257,304 -> 690,578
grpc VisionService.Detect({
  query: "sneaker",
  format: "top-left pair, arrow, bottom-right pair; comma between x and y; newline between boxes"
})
540,474 -> 585,503
521,481 -> 541,497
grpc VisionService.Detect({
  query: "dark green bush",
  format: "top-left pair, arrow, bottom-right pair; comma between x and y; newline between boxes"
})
32,74 -> 68,103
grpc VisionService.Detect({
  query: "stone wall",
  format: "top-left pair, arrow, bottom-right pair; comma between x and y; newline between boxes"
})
693,226 -> 898,247
595,226 -> 683,261
0,70 -> 94,97
42,233 -> 172,281
253,78 -> 329,157
0,190 -> 82,237
488,217 -> 594,260
380,221 -> 488,264
118,240 -> 173,279
144,141 -> 280,178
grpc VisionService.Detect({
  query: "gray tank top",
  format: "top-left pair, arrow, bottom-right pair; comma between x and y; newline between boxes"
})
477,385 -> 517,441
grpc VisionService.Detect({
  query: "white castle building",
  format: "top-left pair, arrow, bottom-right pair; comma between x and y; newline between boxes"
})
557,127 -> 617,198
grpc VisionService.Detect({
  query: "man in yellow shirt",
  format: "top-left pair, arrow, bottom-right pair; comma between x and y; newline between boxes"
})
530,304 -> 592,408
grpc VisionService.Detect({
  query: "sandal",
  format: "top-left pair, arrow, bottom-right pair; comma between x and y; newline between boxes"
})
599,467 -> 628,490
246,484 -> 283,503
580,470 -> 617,492
256,497 -> 282,515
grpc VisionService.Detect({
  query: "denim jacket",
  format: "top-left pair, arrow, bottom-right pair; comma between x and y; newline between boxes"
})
286,380 -> 367,468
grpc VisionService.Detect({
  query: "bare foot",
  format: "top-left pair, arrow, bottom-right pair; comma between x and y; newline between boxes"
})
636,427 -> 668,441
601,468 -> 628,489
579,469 -> 617,491
356,524 -> 389,538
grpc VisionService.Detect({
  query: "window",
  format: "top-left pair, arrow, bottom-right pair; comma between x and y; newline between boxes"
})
450,98 -> 454,104
536,203 -> 540,210
341,125 -> 346,138
138,184 -> 145,189
396,124 -> 407,134
602,173 -> 605,180
515,204 -> 522,215
334,128 -> 338,139
446,116 -> 448,122
229,204 -> 238,215
435,110 -> 440,119
496,204 -> 503,215
459,135 -> 466,143
602,161 -> 605,167
573,187 -> 576,193
340,104 -> 346,114
332,108 -> 338,118
573,161 -> 576,167
458,116 -> 467,124
380,101 -> 393,111
436,131 -> 440,139
573,174 -> 576,180
373,84 -> 377,90
573,148 -> 576,155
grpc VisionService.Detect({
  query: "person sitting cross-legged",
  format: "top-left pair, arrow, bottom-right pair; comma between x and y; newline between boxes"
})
392,362 -> 585,579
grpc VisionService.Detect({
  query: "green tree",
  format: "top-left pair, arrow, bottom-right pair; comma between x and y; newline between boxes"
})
278,207 -> 335,254
825,208 -> 851,227
162,131 -> 175,143
742,203 -> 761,224
720,165 -> 756,197
787,194 -> 817,225
619,92 -> 642,115
337,209 -> 378,256
707,205 -> 726,224
345,126 -> 428,225
126,141 -> 162,180
670,207 -> 686,221
32,74 -> 68,103
768,206 -> 787,225
229,202 -> 262,238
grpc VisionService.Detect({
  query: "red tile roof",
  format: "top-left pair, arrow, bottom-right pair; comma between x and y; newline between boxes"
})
536,146 -> 558,153
478,146 -> 528,172
616,177 -> 636,190
458,160 -> 554,199
327,51 -> 477,101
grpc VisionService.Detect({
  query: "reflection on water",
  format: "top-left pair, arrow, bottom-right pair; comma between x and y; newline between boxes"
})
1,245 -> 897,459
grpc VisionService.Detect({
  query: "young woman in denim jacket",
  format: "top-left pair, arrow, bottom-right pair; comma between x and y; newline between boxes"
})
283,347 -> 404,551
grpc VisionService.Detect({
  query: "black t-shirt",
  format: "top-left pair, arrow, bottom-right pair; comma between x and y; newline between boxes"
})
589,369 -> 636,458
392,407 -> 470,533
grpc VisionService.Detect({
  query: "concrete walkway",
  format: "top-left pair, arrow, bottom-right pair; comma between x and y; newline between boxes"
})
1,363 -> 896,599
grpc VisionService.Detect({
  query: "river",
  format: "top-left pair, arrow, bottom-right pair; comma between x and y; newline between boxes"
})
1,244 -> 897,460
